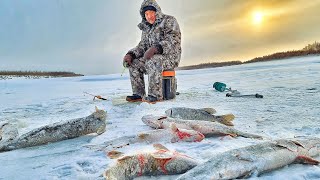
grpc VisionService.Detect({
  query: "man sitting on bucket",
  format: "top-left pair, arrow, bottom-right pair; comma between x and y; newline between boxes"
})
123,0 -> 181,104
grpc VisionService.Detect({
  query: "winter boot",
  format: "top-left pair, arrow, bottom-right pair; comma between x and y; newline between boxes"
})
142,95 -> 162,104
126,94 -> 142,102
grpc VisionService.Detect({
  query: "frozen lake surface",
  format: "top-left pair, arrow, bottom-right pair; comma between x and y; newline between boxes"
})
0,56 -> 320,179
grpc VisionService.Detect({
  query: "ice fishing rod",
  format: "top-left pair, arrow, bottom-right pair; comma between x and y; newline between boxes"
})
226,93 -> 263,98
83,92 -> 107,100
213,82 -> 263,98
120,67 -> 126,76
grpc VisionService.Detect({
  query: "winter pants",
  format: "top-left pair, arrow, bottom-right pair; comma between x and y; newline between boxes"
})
128,54 -> 180,100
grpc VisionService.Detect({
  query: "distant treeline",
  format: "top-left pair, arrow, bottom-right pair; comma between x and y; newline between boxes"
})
177,61 -> 242,70
0,71 -> 83,77
178,41 -> 320,70
244,49 -> 320,64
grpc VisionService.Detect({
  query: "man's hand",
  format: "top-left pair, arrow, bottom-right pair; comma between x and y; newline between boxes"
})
123,54 -> 133,67
144,47 -> 158,60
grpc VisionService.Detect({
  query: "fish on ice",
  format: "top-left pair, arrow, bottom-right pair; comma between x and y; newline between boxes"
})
86,123 -> 204,151
142,115 -> 263,139
177,137 -> 320,179
0,107 -> 107,152
104,144 -> 198,180
165,107 -> 235,126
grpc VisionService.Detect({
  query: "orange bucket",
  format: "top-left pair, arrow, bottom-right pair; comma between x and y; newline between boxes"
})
162,71 -> 175,77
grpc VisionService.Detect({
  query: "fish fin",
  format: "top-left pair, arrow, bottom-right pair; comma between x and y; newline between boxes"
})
0,122 -> 9,128
220,134 -> 237,140
95,106 -> 100,112
117,155 -> 134,162
191,124 -> 201,131
154,122 -> 163,129
106,150 -> 124,159
93,107 -> 107,121
276,140 -> 298,152
102,170 -> 108,179
170,123 -> 183,143
151,149 -> 173,159
165,109 -> 173,117
96,125 -> 106,135
201,108 -> 216,114
138,133 -> 149,140
153,143 -> 169,151
295,155 -> 319,165
291,140 -> 305,148
152,153 -> 173,159
170,138 -> 177,143
238,132 -> 263,139
170,123 -> 178,132
235,153 -> 255,162
238,169 -> 256,179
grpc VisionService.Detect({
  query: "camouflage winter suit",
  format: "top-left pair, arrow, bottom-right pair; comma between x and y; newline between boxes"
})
127,0 -> 181,100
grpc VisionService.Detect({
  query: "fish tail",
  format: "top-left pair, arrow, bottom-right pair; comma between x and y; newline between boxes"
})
238,131 -> 263,139
102,169 -> 109,179
214,114 -> 235,126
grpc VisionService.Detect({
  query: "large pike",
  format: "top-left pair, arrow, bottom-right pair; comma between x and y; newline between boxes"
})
104,144 -> 198,180
165,107 -> 235,126
142,115 -> 263,139
86,123 -> 204,151
0,107 -> 107,152
177,137 -> 320,179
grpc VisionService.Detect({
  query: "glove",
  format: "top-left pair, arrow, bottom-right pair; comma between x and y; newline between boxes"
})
143,47 -> 158,60
123,54 -> 133,67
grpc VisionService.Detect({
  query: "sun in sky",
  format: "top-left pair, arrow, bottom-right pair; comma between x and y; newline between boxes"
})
252,11 -> 264,25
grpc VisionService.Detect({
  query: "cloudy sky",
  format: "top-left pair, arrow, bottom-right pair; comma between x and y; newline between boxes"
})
1,0 -> 319,75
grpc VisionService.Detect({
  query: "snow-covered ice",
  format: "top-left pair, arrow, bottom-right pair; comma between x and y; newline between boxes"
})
0,56 -> 320,179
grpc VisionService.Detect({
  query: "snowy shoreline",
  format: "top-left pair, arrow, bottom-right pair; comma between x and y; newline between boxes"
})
0,75 -> 85,81
0,75 -> 55,80
2,55 -> 319,82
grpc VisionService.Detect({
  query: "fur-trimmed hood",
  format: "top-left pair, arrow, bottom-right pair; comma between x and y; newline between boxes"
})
138,0 -> 164,30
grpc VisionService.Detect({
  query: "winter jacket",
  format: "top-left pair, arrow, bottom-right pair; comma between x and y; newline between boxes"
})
128,0 -> 182,59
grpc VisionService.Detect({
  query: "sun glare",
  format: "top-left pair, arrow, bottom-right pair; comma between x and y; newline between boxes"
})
252,11 -> 264,25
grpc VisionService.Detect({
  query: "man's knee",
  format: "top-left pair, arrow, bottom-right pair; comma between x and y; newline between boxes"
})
129,58 -> 146,70
145,55 -> 164,72
150,54 -> 180,70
